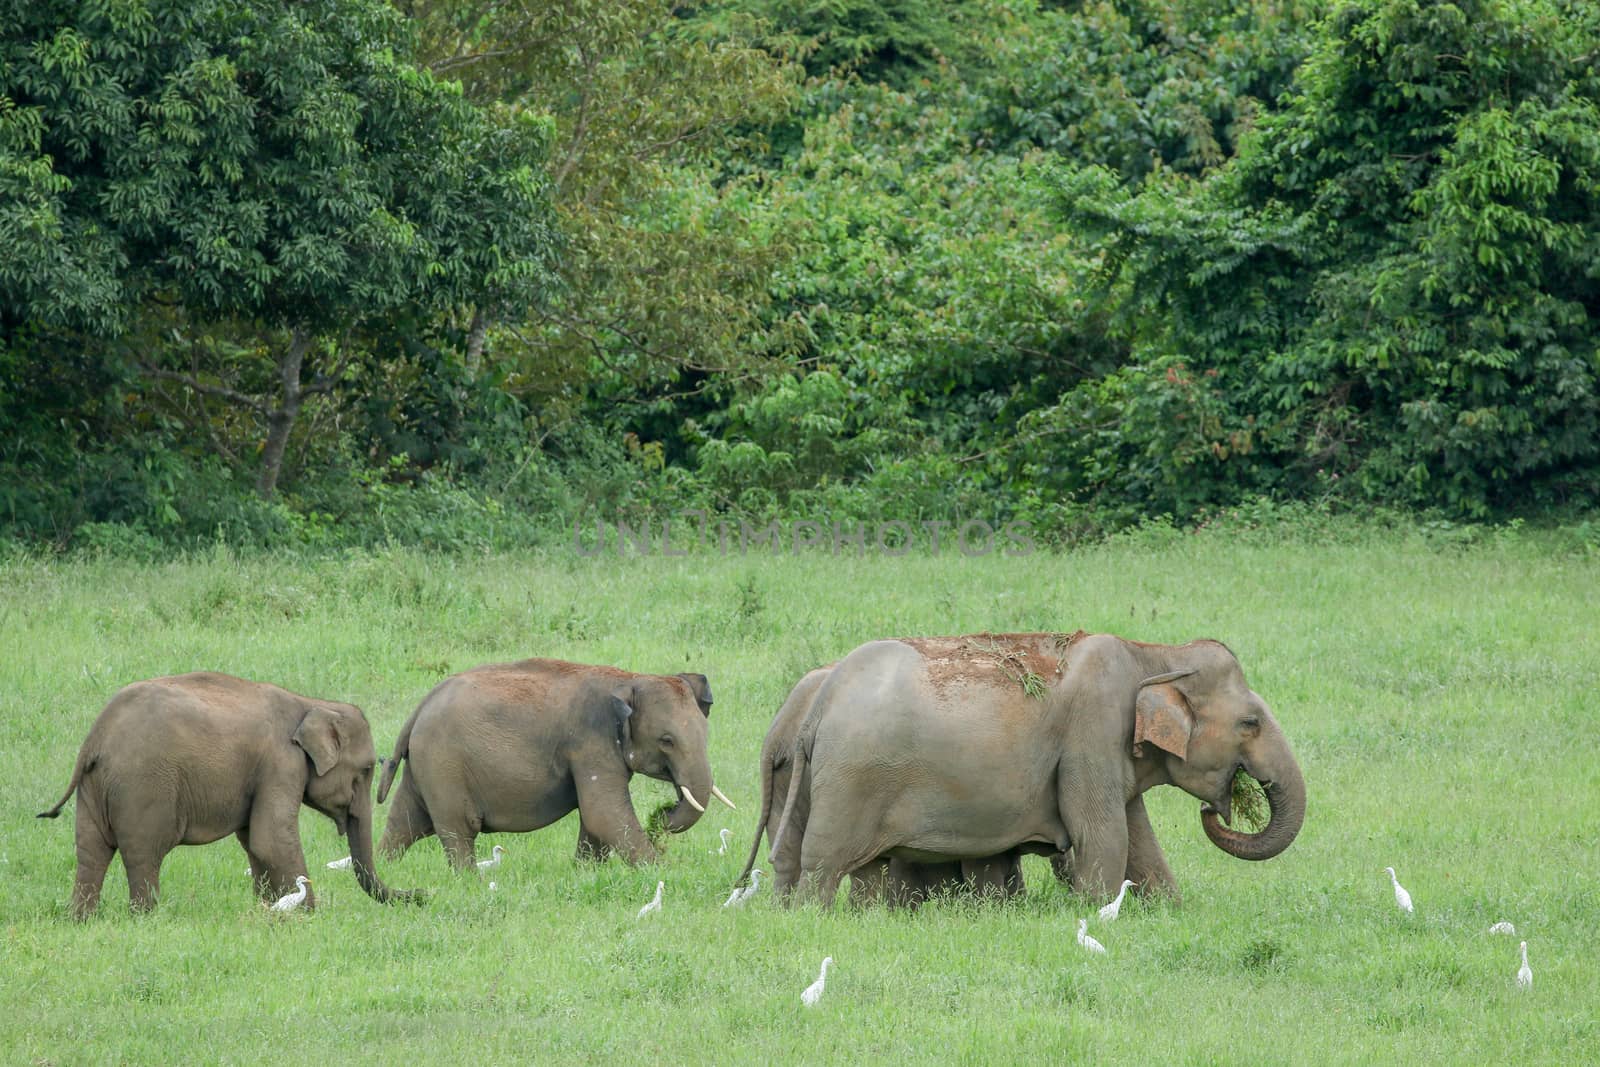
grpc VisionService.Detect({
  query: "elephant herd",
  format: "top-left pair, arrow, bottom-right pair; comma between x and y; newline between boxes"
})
37,630 -> 1305,919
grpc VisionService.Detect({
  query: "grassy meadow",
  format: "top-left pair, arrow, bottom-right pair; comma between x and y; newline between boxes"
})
2,525 -> 1597,1063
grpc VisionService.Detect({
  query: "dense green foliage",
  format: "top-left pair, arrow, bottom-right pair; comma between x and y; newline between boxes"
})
2,0 -> 557,526
4,532 -> 1597,1059
3,0 -> 1598,549
1052,0 -> 1600,516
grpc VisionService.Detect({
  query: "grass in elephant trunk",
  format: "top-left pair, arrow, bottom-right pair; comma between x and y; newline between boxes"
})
645,801 -> 676,845
1230,768 -> 1270,832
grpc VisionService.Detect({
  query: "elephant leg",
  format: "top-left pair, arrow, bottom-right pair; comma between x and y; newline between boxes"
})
575,823 -> 614,863
812,867 -> 848,910
69,805 -> 116,920
237,830 -> 274,901
433,820 -> 482,872
572,771 -> 658,865
1003,852 -> 1026,897
768,764 -> 806,902
113,809 -> 180,915
1061,792 -> 1128,900
894,858 -> 962,909
247,794 -> 314,906
798,795 -> 888,910
964,852 -> 1024,901
1125,794 -> 1180,902
377,768 -> 434,861
121,850 -> 167,914
847,857 -> 889,907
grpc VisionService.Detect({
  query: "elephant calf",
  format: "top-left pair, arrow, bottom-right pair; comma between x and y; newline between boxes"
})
38,673 -> 416,919
377,658 -> 735,869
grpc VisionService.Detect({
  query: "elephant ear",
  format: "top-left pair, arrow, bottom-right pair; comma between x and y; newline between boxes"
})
1133,669 -> 1197,761
610,683 -> 637,748
676,673 -> 713,717
293,706 -> 345,778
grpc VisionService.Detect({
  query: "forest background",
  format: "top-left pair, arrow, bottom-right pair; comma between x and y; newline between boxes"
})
5,0 -> 1600,553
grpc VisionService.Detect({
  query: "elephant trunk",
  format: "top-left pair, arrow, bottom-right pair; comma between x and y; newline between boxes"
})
1201,731 -> 1305,862
348,789 -> 421,904
662,756 -> 715,835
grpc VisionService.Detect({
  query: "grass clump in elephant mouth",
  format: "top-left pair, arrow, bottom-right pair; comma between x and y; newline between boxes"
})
1230,769 -> 1270,831
645,801 -> 675,845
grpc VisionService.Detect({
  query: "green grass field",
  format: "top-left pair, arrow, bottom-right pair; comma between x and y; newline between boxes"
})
3,526 -> 1597,1064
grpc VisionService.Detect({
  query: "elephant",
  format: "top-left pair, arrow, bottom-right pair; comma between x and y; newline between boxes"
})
37,672 -> 417,919
769,631 -> 1305,908
377,658 -> 735,869
848,852 -> 1027,908
737,663 -> 1029,909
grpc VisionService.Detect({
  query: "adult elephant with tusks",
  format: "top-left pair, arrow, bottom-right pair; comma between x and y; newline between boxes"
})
770,632 -> 1305,908
37,673 -> 419,919
378,659 -> 736,868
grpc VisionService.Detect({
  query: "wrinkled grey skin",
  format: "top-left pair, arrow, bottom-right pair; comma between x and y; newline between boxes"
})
378,659 -> 721,869
770,633 -> 1305,908
736,664 -> 1028,908
38,673 -> 415,919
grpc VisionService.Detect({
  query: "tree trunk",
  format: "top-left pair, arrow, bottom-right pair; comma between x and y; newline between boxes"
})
464,306 -> 488,375
256,327 -> 311,499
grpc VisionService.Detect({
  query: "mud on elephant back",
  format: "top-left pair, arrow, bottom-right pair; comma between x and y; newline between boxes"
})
765,632 -> 1305,909
38,673 -> 422,919
375,658 -> 736,869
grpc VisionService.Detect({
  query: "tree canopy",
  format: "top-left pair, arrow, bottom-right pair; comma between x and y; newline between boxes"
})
3,0 -> 1597,550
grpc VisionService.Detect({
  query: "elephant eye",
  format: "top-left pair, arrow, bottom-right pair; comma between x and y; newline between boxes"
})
661,734 -> 675,747
1241,716 -> 1260,730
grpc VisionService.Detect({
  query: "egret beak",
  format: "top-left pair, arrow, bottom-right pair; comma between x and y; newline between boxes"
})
679,786 -> 706,813
710,785 -> 737,810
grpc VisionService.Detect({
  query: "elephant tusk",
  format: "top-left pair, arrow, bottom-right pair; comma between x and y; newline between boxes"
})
710,785 -> 737,810
679,786 -> 706,813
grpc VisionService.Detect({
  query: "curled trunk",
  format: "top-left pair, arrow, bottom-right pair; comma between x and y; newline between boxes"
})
1201,753 -> 1305,861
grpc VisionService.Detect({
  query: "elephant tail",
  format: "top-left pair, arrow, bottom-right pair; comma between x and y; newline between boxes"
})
37,750 -> 94,819
734,742 -> 778,887
767,730 -> 810,864
377,705 -> 423,805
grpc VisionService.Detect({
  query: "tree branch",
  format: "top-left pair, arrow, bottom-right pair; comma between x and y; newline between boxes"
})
140,366 -> 271,414
552,47 -> 600,196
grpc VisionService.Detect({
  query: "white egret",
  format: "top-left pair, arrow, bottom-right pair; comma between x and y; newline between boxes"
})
715,828 -> 733,855
723,870 -> 762,908
1516,941 -> 1532,990
269,875 -> 312,913
326,856 -> 354,870
801,957 -> 833,1007
1489,921 -> 1516,935
477,844 -> 506,871
637,880 -> 664,919
1076,918 -> 1106,955
1098,879 -> 1135,922
1384,867 -> 1413,915
489,881 -> 498,892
